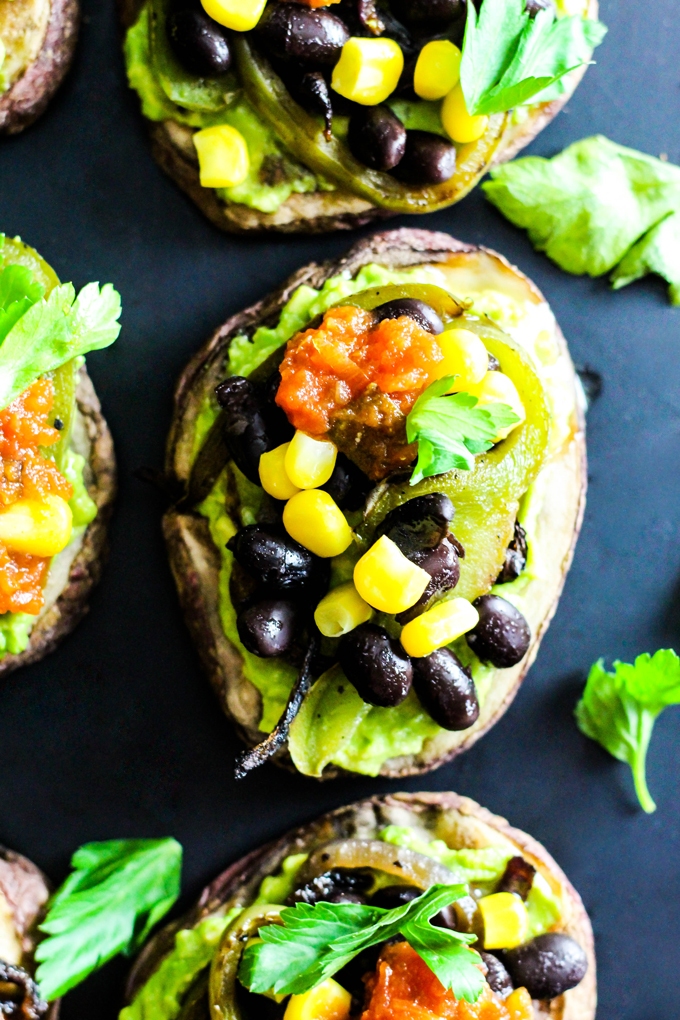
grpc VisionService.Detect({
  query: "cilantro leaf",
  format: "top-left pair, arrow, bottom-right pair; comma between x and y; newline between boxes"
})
0,280 -> 122,410
406,377 -> 520,485
484,135 -> 680,305
0,264 -> 45,343
460,0 -> 606,116
35,838 -> 182,1001
239,884 -> 484,1002
575,650 -> 680,813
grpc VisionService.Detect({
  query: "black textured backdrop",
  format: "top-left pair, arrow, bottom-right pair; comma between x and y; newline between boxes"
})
0,1 -> 679,1016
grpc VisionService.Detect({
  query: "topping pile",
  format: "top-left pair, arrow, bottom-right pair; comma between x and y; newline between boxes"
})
211,288 -> 539,773
0,379 -> 73,614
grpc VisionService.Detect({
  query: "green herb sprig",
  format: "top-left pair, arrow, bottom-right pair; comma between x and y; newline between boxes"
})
406,377 -> 519,485
239,883 -> 485,1003
460,0 -> 607,116
35,838 -> 182,1000
576,649 -> 680,813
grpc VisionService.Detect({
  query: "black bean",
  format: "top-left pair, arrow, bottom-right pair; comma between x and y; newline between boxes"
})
229,562 -> 260,613
526,0 -> 556,15
290,868 -> 373,905
227,525 -> 328,597
166,8 -> 232,76
347,105 -> 407,171
480,952 -> 514,999
392,0 -> 466,30
215,376 -> 270,485
370,885 -> 421,909
260,370 -> 295,443
237,600 -> 298,658
398,535 -> 463,623
391,131 -> 456,186
433,895 -> 481,935
338,623 -> 413,707
298,71 -> 334,139
375,297 -> 444,335
466,594 -> 531,668
321,453 -> 373,510
256,4 -> 349,68
503,933 -> 588,1000
411,647 -> 479,730
376,493 -> 454,557
497,856 -> 536,901
496,521 -> 527,585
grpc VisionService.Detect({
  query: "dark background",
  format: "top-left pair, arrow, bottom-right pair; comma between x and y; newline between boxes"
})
0,0 -> 678,1016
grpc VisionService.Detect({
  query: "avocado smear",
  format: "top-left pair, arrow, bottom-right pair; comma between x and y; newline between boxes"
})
121,828 -> 561,1020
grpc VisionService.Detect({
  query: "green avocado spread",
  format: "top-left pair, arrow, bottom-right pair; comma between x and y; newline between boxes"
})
121,828 -> 562,1020
190,261 -> 564,777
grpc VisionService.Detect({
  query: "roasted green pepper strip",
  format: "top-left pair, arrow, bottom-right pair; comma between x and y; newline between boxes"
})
233,37 -> 507,214
210,905 -> 283,1020
359,322 -> 551,602
337,283 -> 467,323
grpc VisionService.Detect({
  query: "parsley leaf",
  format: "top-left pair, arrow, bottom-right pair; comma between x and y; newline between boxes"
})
575,650 -> 680,813
0,264 -> 45,343
460,0 -> 606,116
0,280 -> 122,410
484,135 -> 680,305
35,838 -> 182,1001
239,883 -> 484,1002
406,377 -> 519,485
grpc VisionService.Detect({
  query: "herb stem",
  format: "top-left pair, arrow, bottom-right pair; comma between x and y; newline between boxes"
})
632,742 -> 656,814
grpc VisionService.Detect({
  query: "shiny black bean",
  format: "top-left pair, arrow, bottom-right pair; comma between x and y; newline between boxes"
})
256,4 -> 350,67
215,376 -> 270,484
411,648 -> 479,730
526,0 -> 556,15
260,370 -> 295,443
497,856 -> 535,901
338,623 -> 413,707
290,868 -> 373,905
466,594 -> 531,668
375,297 -> 444,335
391,131 -> 456,186
376,493 -> 454,557
229,562 -> 260,613
370,885 -> 421,909
434,895 -> 481,936
166,8 -> 232,76
503,934 -> 588,1000
398,535 -> 462,623
236,599 -> 298,658
392,0 -> 466,29
299,71 -> 334,139
496,521 -> 527,585
227,525 -> 328,597
347,105 -> 407,171
321,453 -> 373,510
480,952 -> 514,999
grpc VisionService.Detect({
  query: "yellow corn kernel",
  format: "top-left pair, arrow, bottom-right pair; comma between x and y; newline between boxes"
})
284,978 -> 351,1020
314,582 -> 373,638
479,892 -> 528,950
506,987 -> 534,1020
259,444 -> 301,501
399,597 -> 478,658
442,83 -> 489,143
413,40 -> 461,101
0,495 -> 72,558
285,431 -> 337,489
353,535 -> 430,615
470,370 -> 526,440
332,37 -> 404,105
283,490 -> 353,558
434,328 -> 490,390
200,0 -> 266,31
194,125 -> 249,188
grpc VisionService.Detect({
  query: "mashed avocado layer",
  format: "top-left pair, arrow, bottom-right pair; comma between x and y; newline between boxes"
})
120,828 -> 562,1020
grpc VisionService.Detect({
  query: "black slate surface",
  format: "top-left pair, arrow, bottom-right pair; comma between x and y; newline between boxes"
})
0,1 -> 679,1016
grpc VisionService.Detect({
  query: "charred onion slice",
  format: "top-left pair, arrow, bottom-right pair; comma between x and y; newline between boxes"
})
0,961 -> 48,1019
297,839 -> 457,889
210,905 -> 283,1020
